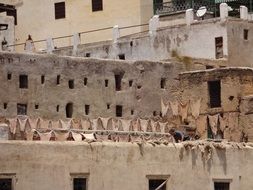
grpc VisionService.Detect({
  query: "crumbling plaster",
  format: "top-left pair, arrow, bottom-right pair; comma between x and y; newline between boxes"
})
0,52 -> 198,120
53,18 -> 228,62
0,141 -> 251,190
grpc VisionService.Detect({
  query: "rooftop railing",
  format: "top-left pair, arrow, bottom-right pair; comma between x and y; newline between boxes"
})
154,0 -> 253,16
6,23 -> 149,53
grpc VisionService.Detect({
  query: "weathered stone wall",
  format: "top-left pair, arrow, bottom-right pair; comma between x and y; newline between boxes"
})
0,141 -> 251,190
227,19 -> 253,67
0,52 -> 194,120
179,68 -> 253,141
53,18 -> 228,62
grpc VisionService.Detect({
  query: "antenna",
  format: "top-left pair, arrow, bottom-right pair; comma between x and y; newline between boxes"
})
196,6 -> 207,19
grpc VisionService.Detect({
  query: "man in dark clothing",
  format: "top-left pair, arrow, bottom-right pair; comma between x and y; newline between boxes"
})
169,128 -> 190,143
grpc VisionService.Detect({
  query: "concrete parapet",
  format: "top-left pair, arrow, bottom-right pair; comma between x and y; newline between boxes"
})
149,15 -> 159,36
112,25 -> 120,43
185,9 -> 194,26
240,6 -> 248,20
220,3 -> 228,20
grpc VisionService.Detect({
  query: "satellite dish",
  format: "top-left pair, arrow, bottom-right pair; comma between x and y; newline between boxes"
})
196,6 -> 207,18
228,6 -> 233,11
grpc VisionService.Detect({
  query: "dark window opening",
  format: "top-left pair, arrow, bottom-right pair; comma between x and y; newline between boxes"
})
7,73 -> 12,80
35,104 -> 39,109
84,77 -> 88,86
215,37 -> 223,59
73,178 -> 86,190
208,80 -> 221,108
3,103 -> 7,109
105,79 -> 109,87
17,103 -> 27,115
244,29 -> 249,40
149,179 -> 166,190
56,105 -> 60,112
129,80 -> 133,87
107,104 -> 110,109
206,65 -> 214,69
57,75 -> 61,85
118,54 -> 125,60
85,53 -> 90,57
69,80 -> 74,89
0,178 -> 12,190
55,2 -> 66,19
214,182 -> 230,190
137,85 -> 142,89
130,41 -> 133,47
66,103 -> 73,118
160,78 -> 166,89
92,0 -> 103,12
4,7 -> 17,25
153,111 -> 157,116
41,75 -> 45,84
115,73 -> 124,91
85,105 -> 90,115
19,75 -> 28,89
131,110 -> 134,115
116,105 -> 123,117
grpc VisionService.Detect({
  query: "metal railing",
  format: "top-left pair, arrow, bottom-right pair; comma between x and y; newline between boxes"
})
6,23 -> 149,52
154,0 -> 253,16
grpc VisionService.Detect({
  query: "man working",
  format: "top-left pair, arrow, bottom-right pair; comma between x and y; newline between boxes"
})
169,128 -> 190,143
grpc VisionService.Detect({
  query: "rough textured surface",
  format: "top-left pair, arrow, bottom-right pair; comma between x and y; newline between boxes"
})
179,67 -> 253,141
0,51 -> 195,120
0,141 -> 252,190
53,18 -> 228,61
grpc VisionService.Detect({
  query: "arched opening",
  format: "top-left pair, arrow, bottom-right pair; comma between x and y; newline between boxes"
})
66,103 -> 73,118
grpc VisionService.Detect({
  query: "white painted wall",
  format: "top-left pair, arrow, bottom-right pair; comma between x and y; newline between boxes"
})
14,0 -> 153,52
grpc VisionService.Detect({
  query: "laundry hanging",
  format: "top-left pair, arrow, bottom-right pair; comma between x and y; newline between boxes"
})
70,131 -> 83,141
37,131 -> 52,141
71,119 -> 81,129
119,119 -> 131,131
17,116 -> 28,131
190,99 -> 202,119
91,119 -> 98,130
107,118 -> 114,130
27,118 -> 39,129
208,114 -> 219,136
140,119 -> 149,132
130,119 -> 141,131
161,98 -> 169,117
81,119 -> 92,130
159,122 -> 169,133
219,114 -> 228,132
179,100 -> 189,122
82,133 -> 96,140
99,117 -> 110,130
38,118 -> 50,129
60,119 -> 72,129
8,118 -> 17,134
25,129 -> 35,141
50,120 -> 60,129
146,120 -> 153,132
196,115 -> 207,138
169,101 -> 179,116
54,131 -> 70,141
116,133 -> 130,142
